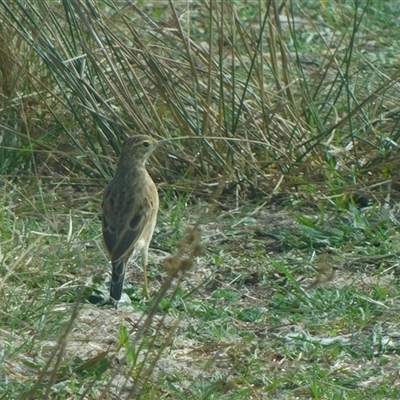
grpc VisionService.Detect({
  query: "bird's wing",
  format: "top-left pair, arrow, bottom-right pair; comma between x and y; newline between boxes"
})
102,185 -> 153,262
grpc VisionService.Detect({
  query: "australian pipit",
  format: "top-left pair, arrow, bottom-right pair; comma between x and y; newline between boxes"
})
102,135 -> 161,300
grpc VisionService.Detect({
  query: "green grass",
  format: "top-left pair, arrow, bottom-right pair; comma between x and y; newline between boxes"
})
2,0 -> 400,398
2,179 -> 400,398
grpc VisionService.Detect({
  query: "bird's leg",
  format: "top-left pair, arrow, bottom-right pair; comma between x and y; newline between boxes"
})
143,264 -> 149,299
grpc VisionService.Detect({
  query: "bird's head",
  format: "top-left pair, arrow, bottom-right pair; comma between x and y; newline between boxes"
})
119,135 -> 160,167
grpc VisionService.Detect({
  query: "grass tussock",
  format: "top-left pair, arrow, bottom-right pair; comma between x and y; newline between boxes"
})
0,1 -> 399,200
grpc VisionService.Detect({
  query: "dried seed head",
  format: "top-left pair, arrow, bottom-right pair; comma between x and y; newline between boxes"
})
162,256 -> 180,274
185,228 -> 197,243
179,258 -> 194,272
163,224 -> 203,277
191,243 -> 204,257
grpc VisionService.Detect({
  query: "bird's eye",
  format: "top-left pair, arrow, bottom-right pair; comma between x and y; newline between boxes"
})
143,141 -> 150,148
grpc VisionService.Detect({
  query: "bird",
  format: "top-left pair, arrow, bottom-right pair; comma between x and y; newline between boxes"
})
102,135 -> 161,301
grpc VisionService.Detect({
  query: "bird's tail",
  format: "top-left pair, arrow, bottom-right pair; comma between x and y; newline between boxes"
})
110,260 -> 125,300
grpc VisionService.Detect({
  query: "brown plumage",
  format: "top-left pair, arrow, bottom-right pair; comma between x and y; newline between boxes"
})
102,135 -> 160,300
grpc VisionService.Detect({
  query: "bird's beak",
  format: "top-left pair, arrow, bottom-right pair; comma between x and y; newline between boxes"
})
157,138 -> 172,147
